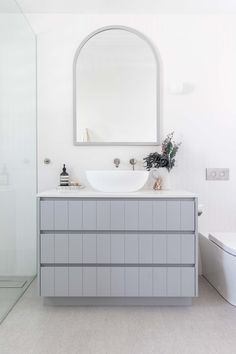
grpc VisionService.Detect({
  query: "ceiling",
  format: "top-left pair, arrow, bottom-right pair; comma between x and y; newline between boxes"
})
15,0 -> 236,14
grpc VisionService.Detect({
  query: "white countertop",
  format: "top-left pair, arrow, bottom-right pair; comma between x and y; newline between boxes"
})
37,188 -> 196,198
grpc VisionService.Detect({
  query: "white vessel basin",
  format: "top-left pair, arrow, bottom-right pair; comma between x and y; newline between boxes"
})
86,170 -> 149,193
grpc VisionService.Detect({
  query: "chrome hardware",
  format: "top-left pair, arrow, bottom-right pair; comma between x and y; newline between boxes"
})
129,158 -> 137,170
113,158 -> 120,168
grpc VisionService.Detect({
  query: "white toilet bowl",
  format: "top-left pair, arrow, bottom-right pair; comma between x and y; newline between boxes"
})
200,232 -> 236,306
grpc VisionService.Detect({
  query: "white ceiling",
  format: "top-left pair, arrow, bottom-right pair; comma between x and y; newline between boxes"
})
15,0 -> 236,14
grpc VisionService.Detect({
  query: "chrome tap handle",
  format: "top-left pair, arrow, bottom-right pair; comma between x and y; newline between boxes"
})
114,158 -> 120,168
129,158 -> 137,170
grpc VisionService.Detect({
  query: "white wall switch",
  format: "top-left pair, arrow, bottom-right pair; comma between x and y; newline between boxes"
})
206,168 -> 229,181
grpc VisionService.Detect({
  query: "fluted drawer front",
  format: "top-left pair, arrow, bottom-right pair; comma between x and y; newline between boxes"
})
40,233 -> 195,265
40,199 -> 195,231
40,266 -> 195,297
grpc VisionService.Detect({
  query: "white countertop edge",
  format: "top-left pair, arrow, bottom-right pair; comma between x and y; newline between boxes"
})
37,188 -> 196,198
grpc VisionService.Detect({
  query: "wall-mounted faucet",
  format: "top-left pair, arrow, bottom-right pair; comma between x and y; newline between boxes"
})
113,158 -> 120,168
129,158 -> 137,171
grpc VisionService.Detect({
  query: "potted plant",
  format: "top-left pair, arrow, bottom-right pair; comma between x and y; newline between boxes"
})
143,132 -> 181,189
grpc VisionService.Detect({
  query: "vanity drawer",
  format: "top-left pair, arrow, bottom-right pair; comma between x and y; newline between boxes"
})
40,233 -> 195,265
40,266 -> 195,297
40,199 -> 195,232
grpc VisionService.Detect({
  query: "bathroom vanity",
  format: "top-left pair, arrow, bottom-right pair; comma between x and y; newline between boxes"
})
37,189 -> 198,305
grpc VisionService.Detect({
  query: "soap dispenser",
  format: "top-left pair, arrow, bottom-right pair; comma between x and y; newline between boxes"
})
60,164 -> 69,186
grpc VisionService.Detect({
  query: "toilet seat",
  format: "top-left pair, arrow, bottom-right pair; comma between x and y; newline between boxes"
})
209,232 -> 236,257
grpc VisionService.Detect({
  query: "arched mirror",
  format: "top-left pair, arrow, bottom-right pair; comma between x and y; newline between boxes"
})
73,26 -> 160,145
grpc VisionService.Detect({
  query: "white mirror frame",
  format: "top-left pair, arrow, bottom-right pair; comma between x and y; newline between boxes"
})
73,25 -> 161,146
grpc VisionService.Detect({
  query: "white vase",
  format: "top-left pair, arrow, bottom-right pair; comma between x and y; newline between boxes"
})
153,168 -> 171,190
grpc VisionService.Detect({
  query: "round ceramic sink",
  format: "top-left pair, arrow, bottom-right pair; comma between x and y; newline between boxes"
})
86,170 -> 149,193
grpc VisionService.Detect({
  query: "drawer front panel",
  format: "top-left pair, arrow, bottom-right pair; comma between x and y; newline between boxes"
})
40,199 -> 195,232
40,233 -> 195,265
40,266 -> 195,297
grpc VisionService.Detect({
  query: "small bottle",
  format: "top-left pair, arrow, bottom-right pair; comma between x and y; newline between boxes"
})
60,164 -> 69,186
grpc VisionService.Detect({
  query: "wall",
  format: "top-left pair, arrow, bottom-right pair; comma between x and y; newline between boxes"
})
36,14 -> 236,233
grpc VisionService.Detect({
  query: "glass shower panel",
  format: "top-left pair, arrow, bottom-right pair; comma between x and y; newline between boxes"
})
0,0 -> 36,281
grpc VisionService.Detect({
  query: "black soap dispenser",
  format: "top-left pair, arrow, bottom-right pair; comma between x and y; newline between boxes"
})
60,164 -> 69,186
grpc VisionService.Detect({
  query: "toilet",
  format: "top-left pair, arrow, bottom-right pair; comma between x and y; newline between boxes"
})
200,232 -> 236,306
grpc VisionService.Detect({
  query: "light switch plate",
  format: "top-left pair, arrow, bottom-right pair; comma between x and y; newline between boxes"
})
206,168 -> 229,181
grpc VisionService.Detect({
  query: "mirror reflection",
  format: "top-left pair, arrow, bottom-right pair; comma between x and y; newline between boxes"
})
74,27 -> 159,145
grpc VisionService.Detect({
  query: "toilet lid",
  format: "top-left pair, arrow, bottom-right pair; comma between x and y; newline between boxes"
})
209,232 -> 236,256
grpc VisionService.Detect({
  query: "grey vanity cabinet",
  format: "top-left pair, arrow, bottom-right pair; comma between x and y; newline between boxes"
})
38,197 -> 198,301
